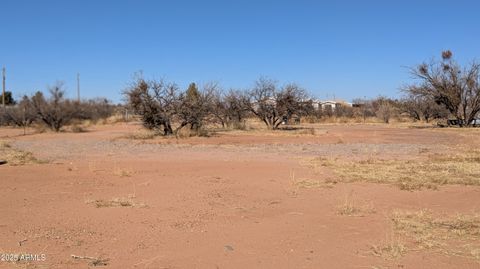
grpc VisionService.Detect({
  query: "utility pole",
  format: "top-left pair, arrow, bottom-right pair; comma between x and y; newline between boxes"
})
2,67 -> 5,108
363,95 -> 367,123
77,72 -> 80,102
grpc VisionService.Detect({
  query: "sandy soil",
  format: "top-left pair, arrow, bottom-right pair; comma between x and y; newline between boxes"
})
0,123 -> 479,269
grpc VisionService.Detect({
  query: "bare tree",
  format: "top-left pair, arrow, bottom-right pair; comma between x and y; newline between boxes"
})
174,82 -> 216,133
224,89 -> 250,128
247,77 -> 279,129
275,83 -> 314,125
407,51 -> 480,126
211,89 -> 251,129
124,77 -> 179,135
3,96 -> 36,127
76,98 -> 115,122
372,96 -> 397,124
247,77 -> 312,129
30,83 -> 78,132
400,92 -> 448,123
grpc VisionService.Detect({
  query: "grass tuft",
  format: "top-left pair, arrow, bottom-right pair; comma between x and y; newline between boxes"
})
86,197 -> 146,208
336,192 -> 376,217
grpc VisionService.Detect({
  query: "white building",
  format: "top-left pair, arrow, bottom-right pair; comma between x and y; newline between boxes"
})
312,100 -> 352,111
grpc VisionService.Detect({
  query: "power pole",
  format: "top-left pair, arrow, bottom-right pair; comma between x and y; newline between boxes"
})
77,72 -> 80,102
2,67 -> 5,108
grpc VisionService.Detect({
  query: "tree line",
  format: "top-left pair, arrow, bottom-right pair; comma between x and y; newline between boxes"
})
125,50 -> 480,136
124,76 -> 318,135
1,50 -> 478,133
0,82 -> 115,131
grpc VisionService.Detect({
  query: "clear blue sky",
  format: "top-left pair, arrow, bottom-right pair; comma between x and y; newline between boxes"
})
1,0 -> 479,103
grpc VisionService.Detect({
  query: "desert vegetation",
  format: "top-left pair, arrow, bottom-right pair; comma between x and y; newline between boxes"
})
0,140 -> 40,165
305,147 -> 480,191
389,209 -> 480,260
404,50 -> 480,126
121,51 -> 479,138
0,82 -> 115,132
3,50 -> 478,137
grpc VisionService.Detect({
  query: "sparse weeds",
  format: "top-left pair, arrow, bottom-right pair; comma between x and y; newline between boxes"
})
390,209 -> 480,260
294,179 -> 335,189
370,229 -> 408,260
124,131 -> 156,140
113,167 -> 133,177
86,197 -> 146,208
0,140 -> 41,165
175,127 -> 211,138
71,124 -> 88,133
336,192 -> 376,217
112,161 -> 134,177
289,170 -> 335,196
307,148 -> 480,190
294,128 -> 316,136
370,241 -> 407,260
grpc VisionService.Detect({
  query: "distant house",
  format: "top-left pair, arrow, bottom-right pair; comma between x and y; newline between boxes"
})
312,100 -> 352,111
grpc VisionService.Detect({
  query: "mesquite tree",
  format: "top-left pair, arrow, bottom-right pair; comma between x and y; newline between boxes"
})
124,78 -> 178,135
407,51 -> 480,126
247,77 -> 312,129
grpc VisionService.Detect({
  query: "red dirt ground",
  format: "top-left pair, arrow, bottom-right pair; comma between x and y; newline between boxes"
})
0,123 -> 479,268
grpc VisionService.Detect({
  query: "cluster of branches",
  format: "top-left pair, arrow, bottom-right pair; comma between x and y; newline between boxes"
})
124,77 -> 314,135
0,83 -> 115,131
398,94 -> 448,123
403,50 -> 480,127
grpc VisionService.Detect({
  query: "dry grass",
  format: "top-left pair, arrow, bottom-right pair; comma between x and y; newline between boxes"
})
390,209 -> 480,260
293,179 -> 336,189
307,148 -> 480,190
289,171 -> 335,196
123,130 -> 156,140
336,192 -> 376,217
370,229 -> 408,260
291,127 -> 316,136
86,197 -> 146,208
70,124 -> 88,133
175,127 -> 211,138
112,164 -> 134,177
0,140 -> 41,165
370,241 -> 407,260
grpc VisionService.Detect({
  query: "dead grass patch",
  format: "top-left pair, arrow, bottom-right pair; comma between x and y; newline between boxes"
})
289,171 -> 336,195
289,127 -> 316,136
370,241 -> 407,260
390,209 -> 480,260
336,192 -> 376,217
86,197 -> 146,208
123,130 -> 156,140
307,148 -> 480,190
294,179 -> 336,189
70,124 -> 88,133
113,167 -> 133,177
0,140 -> 42,165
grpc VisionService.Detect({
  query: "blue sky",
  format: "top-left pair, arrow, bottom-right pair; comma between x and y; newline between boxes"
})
1,0 -> 479,103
